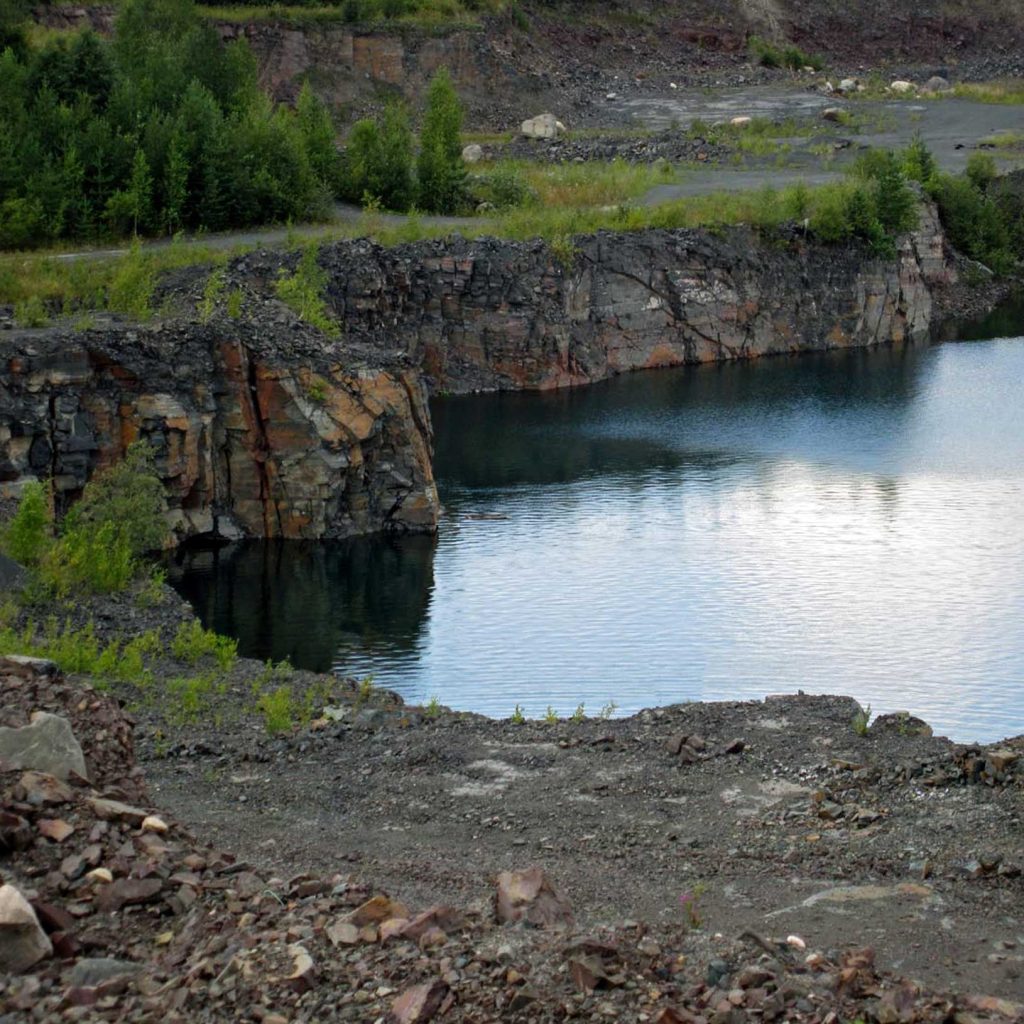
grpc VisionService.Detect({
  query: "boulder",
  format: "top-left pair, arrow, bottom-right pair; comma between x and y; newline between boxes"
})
838,77 -> 858,92
822,107 -> 844,122
495,867 -> 574,929
890,80 -> 915,93
68,958 -> 144,987
730,116 -> 752,127
0,884 -> 53,973
0,711 -> 87,780
521,113 -> 565,139
389,979 -> 449,1024
461,143 -> 483,164
925,75 -> 951,92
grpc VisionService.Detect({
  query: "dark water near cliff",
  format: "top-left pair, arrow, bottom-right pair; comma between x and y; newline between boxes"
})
171,314 -> 1024,743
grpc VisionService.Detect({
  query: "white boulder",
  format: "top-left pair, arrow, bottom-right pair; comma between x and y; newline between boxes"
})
461,143 -> 483,164
890,80 -> 915,94
521,113 -> 565,139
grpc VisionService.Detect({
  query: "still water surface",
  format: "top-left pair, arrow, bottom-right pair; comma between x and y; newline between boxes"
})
171,316 -> 1024,743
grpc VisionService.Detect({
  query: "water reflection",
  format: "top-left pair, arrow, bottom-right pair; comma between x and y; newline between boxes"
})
170,329 -> 1024,743
170,536 -> 437,672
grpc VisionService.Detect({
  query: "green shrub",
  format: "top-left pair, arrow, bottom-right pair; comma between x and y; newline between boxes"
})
257,685 -> 294,734
43,521 -> 136,594
275,244 -> 339,336
107,239 -> 156,320
13,294 -> 49,327
749,35 -> 822,71
64,441 -> 166,558
3,481 -> 51,566
171,618 -> 238,669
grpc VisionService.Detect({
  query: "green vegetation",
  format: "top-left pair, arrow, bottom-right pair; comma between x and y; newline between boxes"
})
852,703 -> 872,736
275,244 -> 340,335
0,0 -> 343,249
171,618 -> 238,670
417,68 -> 465,213
343,67 -> 467,213
950,79 -> 1024,105
2,441 -> 167,596
749,35 -> 823,72
510,703 -> 525,724
199,0 -> 507,29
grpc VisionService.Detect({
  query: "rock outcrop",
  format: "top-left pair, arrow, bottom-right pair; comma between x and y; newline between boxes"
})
303,202 -> 952,394
0,321 -> 439,542
0,203 -> 956,541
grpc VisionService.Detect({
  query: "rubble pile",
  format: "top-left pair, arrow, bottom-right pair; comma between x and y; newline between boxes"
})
1,656 -> 1022,1023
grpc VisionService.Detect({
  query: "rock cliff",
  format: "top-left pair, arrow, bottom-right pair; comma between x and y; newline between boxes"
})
0,323 -> 439,542
298,200 -> 953,393
0,204 -> 955,540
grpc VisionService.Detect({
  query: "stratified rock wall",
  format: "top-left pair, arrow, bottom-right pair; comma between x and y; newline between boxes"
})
0,205 -> 953,540
307,204 -> 952,394
0,325 -> 439,542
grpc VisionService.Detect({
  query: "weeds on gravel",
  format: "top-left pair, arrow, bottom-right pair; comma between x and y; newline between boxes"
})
679,882 -> 707,929
171,620 -> 238,671
257,686 -> 296,735
852,703 -> 872,736
544,705 -> 558,725
425,695 -> 442,718
275,244 -> 340,337
571,703 -> 586,723
749,36 -> 823,72
510,704 -> 526,725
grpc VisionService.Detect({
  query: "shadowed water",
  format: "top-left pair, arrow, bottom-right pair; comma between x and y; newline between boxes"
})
170,310 -> 1024,743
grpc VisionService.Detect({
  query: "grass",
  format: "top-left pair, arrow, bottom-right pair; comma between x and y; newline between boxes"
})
197,0 -> 508,30
0,238 -> 246,321
505,158 -> 672,209
979,132 -> 1024,150
950,79 -> 1024,105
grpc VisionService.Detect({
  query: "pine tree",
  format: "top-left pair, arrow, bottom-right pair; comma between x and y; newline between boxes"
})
416,68 -> 465,214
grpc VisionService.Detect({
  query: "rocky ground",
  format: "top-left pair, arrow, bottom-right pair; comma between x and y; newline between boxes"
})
2,616 -> 1022,1022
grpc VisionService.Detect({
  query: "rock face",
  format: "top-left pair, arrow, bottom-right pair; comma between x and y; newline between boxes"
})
311,203 -> 952,395
0,322 -> 439,542
0,204 -> 953,541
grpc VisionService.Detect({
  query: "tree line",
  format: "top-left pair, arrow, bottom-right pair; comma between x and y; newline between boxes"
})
0,0 -> 467,249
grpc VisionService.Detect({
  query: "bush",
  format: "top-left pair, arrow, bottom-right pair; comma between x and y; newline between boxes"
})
64,441 -> 166,557
749,35 -> 822,71
171,618 -> 238,669
275,244 -> 339,336
6,439 -> 167,595
2,481 -> 51,565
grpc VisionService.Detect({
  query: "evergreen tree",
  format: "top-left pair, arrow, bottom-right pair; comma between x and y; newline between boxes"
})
377,102 -> 414,211
416,67 -> 465,214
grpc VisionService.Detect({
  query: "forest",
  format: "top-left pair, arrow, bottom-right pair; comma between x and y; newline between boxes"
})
0,0 -> 465,248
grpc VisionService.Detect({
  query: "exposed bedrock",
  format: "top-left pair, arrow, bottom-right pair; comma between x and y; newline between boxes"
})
0,326 -> 439,542
304,199 -> 953,394
0,202 -> 956,540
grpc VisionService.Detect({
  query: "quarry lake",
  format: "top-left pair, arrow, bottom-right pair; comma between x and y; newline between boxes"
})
171,311 -> 1024,744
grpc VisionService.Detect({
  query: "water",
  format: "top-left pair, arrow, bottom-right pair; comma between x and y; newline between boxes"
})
170,319 -> 1024,744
